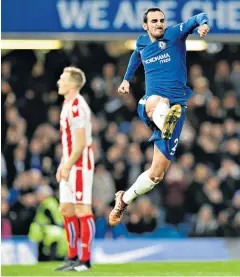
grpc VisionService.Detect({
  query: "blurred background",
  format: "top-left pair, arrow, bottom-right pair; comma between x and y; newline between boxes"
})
1,0 -> 240,264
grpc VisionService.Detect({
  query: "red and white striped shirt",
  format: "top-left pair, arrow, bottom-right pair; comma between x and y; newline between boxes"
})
60,94 -> 93,168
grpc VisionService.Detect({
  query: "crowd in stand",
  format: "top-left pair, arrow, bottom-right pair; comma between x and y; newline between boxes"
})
1,43 -> 240,241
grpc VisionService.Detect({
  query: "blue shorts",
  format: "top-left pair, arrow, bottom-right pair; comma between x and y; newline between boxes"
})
137,96 -> 186,161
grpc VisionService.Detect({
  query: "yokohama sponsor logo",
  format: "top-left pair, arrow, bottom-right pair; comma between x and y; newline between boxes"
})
144,53 -> 170,64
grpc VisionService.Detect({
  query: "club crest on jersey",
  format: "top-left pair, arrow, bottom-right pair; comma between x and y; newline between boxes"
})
76,191 -> 82,199
72,105 -> 78,113
158,41 -> 166,50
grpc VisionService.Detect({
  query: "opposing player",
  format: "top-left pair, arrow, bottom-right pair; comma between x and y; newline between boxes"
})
55,67 -> 95,271
109,8 -> 210,226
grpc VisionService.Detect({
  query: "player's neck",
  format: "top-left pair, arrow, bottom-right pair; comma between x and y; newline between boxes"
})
149,34 -> 157,42
64,90 -> 79,102
148,33 -> 164,42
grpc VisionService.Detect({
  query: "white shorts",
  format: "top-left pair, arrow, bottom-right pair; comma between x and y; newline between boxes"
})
59,148 -> 94,204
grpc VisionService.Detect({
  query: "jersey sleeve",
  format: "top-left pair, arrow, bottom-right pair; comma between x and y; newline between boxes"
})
177,13 -> 209,39
71,98 -> 86,129
123,39 -> 142,81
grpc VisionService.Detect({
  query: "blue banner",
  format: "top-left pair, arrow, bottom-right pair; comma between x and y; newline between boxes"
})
92,238 -> 231,263
1,237 -> 38,265
2,237 -> 238,264
1,237 -> 232,265
2,0 -> 240,35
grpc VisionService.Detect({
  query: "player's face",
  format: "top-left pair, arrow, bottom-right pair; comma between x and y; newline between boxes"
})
143,11 -> 166,39
57,72 -> 74,96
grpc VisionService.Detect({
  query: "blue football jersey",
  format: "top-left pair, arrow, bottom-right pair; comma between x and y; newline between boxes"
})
124,13 -> 209,105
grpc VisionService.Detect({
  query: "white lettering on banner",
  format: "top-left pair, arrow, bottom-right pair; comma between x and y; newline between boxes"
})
134,1 -> 178,28
17,243 -> 37,264
1,242 -> 15,265
1,241 -> 38,265
157,1 -> 177,26
89,1 -> 109,29
135,1 -> 155,26
57,0 -> 90,29
228,3 -> 240,30
56,0 -> 240,31
57,0 -> 109,29
212,1 -> 227,29
113,1 -> 136,29
181,1 -> 240,31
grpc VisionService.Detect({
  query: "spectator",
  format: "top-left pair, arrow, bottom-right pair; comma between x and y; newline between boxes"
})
163,163 -> 187,225
217,191 -> 240,237
222,92 -> 240,120
214,60 -> 234,99
92,163 -> 116,205
188,64 -> 204,88
223,118 -> 239,140
191,76 -> 213,124
126,196 -> 158,234
230,60 -> 240,97
196,176 -> 227,215
1,199 -> 12,238
9,188 -> 37,235
126,143 -> 144,188
189,204 -> 219,237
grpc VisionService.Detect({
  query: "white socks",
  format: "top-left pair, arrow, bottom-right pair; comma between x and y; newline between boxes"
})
152,101 -> 170,131
122,171 -> 158,204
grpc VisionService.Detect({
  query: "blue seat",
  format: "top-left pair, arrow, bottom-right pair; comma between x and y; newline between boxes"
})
177,223 -> 191,237
124,224 -> 182,239
151,224 -> 181,238
95,217 -> 108,238
95,217 -> 129,239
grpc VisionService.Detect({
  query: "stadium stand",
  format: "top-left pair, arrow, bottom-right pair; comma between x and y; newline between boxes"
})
1,44 -> 240,260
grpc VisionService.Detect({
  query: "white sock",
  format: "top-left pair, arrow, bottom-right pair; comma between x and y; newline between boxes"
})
122,171 -> 158,204
152,102 -> 170,131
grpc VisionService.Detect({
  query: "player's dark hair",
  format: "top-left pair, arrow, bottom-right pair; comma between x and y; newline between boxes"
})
143,7 -> 165,23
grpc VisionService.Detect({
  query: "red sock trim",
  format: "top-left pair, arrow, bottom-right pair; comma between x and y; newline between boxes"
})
79,214 -> 95,261
64,215 -> 80,259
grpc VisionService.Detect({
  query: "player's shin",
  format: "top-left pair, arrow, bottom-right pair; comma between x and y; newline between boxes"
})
152,101 -> 170,131
122,171 -> 158,204
64,215 -> 80,259
79,215 -> 95,262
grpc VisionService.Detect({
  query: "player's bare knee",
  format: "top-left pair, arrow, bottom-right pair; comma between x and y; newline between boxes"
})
148,171 -> 165,184
59,206 -> 69,217
75,204 -> 92,217
159,97 -> 170,106
146,96 -> 170,119
59,204 -> 74,217
146,95 -> 161,118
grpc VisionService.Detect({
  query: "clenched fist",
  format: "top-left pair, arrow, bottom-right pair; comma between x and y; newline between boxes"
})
118,80 -> 130,94
198,24 -> 210,37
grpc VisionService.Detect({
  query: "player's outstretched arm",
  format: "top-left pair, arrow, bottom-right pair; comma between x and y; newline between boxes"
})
119,49 -> 141,95
178,13 -> 209,39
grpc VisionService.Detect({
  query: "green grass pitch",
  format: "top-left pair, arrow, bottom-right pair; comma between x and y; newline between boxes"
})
2,260 -> 240,276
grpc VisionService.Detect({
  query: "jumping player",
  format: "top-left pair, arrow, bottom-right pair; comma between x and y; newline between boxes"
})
55,67 -> 95,271
109,8 -> 210,226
